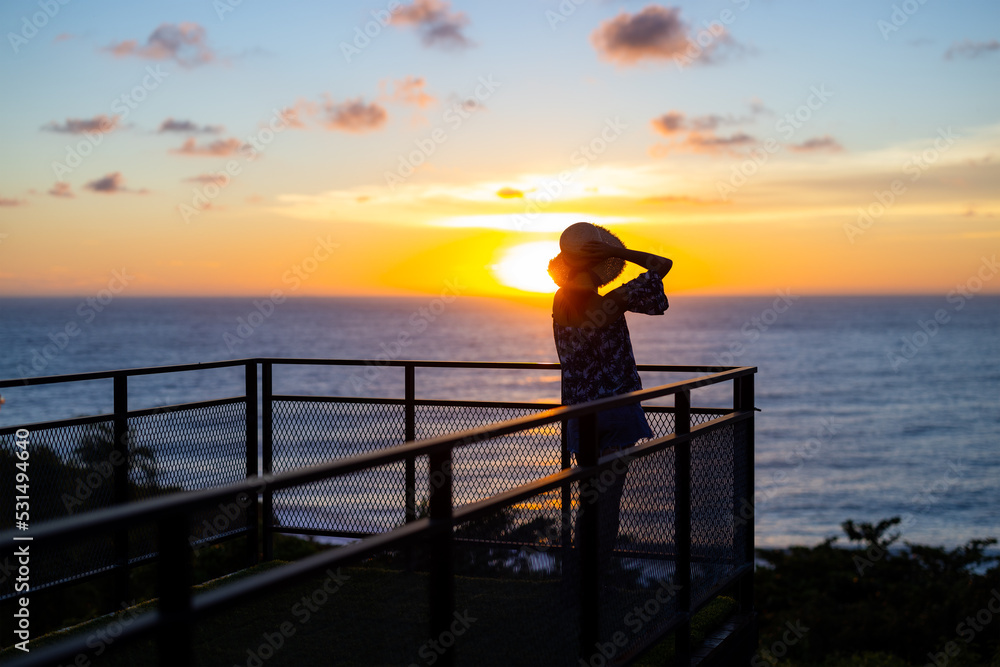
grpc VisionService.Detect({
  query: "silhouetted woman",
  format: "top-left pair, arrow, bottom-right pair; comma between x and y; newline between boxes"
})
548,222 -> 672,572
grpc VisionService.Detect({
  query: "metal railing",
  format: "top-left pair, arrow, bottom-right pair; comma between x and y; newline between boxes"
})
0,359 -> 756,666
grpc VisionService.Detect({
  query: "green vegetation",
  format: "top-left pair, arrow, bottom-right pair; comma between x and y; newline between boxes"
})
754,518 -> 1000,667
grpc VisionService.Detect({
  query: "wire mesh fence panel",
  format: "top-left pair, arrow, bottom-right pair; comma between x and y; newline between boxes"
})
1,420 -> 120,596
416,404 -> 563,505
271,400 -> 408,534
452,485 -> 578,667
129,401 -> 249,558
689,424 -> 740,608
598,445 -> 681,655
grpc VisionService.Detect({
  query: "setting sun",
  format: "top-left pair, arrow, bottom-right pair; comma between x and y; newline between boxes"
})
492,241 -> 561,294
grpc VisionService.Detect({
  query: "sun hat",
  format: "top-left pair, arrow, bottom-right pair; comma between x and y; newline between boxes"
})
548,222 -> 626,288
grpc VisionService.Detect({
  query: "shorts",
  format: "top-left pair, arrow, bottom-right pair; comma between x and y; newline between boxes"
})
565,402 -> 653,455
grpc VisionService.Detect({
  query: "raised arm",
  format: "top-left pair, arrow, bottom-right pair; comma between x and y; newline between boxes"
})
575,241 -> 673,276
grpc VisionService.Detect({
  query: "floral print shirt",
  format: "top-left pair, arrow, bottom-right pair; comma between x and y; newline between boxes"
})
553,271 -> 669,405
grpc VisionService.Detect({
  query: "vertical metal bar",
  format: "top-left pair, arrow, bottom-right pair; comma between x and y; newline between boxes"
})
577,410 -> 600,661
428,447 -> 454,667
674,389 -> 692,666
560,419 -> 571,557
405,363 -> 416,523
738,374 -> 755,615
245,361 -> 259,567
157,511 -> 194,666
112,372 -> 130,606
262,361 -> 274,562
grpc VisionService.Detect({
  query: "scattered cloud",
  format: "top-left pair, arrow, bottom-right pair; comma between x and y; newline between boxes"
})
591,5 -> 746,67
278,101 -> 316,129
789,136 -> 843,153
84,172 -> 146,194
42,115 -> 119,134
944,38 -> 1000,60
48,182 -> 74,198
591,6 -> 689,65
0,196 -> 26,206
496,187 -> 524,199
170,137 -> 249,156
391,0 -> 473,50
105,22 -> 215,67
323,98 -> 388,133
52,33 -> 74,43
184,174 -> 230,186
688,132 -> 756,150
651,111 -> 687,136
158,118 -> 223,134
387,76 -> 436,108
652,105 -> 768,137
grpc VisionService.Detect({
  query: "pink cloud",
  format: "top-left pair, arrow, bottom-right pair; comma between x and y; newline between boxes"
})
591,6 -> 690,66
105,23 -> 215,67
592,5 -> 745,67
392,0 -> 473,49
388,76 -> 436,108
0,196 -> 26,206
170,137 -> 249,156
324,99 -> 388,133
43,115 -> 120,134
48,182 -> 74,198
184,174 -> 229,186
85,172 -> 146,194
789,136 -> 843,153
651,111 -> 687,136
159,118 -> 223,134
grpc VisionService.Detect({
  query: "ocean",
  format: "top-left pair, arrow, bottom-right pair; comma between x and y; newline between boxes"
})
0,294 -> 997,550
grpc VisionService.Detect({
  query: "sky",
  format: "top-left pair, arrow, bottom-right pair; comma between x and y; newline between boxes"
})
0,0 -> 998,298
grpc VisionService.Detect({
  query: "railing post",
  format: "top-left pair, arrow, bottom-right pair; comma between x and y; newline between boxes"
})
157,511 -> 194,666
262,361 -> 274,561
405,363 -> 416,523
245,361 -> 259,567
735,374 -> 755,615
428,446 -> 454,667
577,411 -> 600,661
674,389 -> 692,666
112,372 -> 130,607
560,419 -> 572,561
